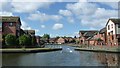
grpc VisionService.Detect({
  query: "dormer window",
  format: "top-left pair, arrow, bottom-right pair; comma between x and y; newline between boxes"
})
9,23 -> 13,26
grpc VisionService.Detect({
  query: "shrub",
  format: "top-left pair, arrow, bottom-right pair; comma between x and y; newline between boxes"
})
2,34 -> 7,46
19,35 -> 32,47
5,34 -> 16,46
16,38 -> 19,45
31,37 -> 36,45
97,38 -> 103,41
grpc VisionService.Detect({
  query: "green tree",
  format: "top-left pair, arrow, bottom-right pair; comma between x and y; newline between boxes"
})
97,38 -> 103,41
42,34 -> 50,39
56,36 -> 60,39
5,34 -> 16,46
42,34 -> 50,43
74,36 -> 77,38
19,35 -> 31,47
31,36 -> 36,45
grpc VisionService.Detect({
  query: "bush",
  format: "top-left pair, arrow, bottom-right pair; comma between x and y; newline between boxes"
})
32,37 -> 36,45
2,34 -> 7,46
19,35 -> 32,47
5,34 -> 16,46
97,38 -> 103,41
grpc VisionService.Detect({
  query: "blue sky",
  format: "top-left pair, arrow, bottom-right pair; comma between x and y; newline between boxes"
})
1,0 -> 119,37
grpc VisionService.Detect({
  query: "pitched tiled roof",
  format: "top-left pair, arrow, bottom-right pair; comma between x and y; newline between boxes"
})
23,30 -> 35,35
79,30 -> 98,34
79,30 -> 98,37
49,38 -> 58,42
85,32 -> 97,37
110,19 -> 120,24
0,16 -> 21,25
106,18 -> 120,26
99,27 -> 106,34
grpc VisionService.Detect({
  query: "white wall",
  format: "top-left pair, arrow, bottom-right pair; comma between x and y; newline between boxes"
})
106,20 -> 116,35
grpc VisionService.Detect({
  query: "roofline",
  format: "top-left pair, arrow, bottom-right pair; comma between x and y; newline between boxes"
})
1,16 -> 21,25
106,18 -> 120,26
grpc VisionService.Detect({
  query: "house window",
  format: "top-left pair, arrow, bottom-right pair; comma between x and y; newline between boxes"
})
0,22 -> 1,27
118,38 -> 120,42
111,24 -> 113,29
118,24 -> 120,28
9,23 -> 13,26
108,25 -> 110,30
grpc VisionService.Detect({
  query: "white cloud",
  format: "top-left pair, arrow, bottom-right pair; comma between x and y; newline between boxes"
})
87,0 -> 120,2
0,0 -> 13,12
99,2 -> 118,9
11,2 -> 54,13
35,29 -> 40,33
28,11 -> 62,22
59,9 -> 72,16
41,25 -> 45,28
21,20 -> 32,30
93,8 -> 118,19
21,20 -> 40,35
65,2 -> 118,29
81,18 -> 108,29
52,23 -> 63,30
73,31 -> 79,37
66,2 -> 98,15
0,11 -> 13,16
67,17 -> 75,23
1,0 -> 54,13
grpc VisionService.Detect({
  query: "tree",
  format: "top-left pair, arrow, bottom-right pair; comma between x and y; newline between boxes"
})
31,36 -> 36,46
5,34 -> 16,46
42,34 -> 50,43
19,35 -> 31,47
97,38 -> 103,41
74,36 -> 77,38
56,36 -> 60,39
42,34 -> 50,39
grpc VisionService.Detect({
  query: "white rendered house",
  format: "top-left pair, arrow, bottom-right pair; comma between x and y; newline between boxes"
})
106,19 -> 120,46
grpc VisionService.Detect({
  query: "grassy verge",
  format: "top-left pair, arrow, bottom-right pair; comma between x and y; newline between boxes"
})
1,48 -> 62,53
75,46 -> 120,53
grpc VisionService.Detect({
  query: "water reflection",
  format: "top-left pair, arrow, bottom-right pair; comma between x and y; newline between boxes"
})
94,52 -> 120,66
2,45 -> 120,66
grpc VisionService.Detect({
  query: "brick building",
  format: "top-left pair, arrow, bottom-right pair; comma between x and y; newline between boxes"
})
79,30 -> 98,45
1,16 -> 21,37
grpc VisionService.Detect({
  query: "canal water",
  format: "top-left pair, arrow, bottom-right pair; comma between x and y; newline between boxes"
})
2,45 -> 120,66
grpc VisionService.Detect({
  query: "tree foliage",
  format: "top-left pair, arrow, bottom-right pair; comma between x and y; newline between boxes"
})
5,34 -> 16,46
42,34 -> 50,39
31,36 -> 36,45
19,35 -> 31,46
97,38 -> 103,41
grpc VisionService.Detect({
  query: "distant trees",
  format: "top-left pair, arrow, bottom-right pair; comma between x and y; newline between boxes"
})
42,34 -> 50,40
42,34 -> 50,43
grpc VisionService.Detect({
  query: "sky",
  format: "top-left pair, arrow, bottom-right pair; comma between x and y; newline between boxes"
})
0,0 -> 119,37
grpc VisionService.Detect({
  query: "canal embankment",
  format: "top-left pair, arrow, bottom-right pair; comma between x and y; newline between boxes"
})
1,48 -> 62,53
75,46 -> 120,53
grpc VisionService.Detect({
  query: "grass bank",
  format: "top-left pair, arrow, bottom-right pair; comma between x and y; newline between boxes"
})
1,48 -> 62,53
75,46 -> 120,53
